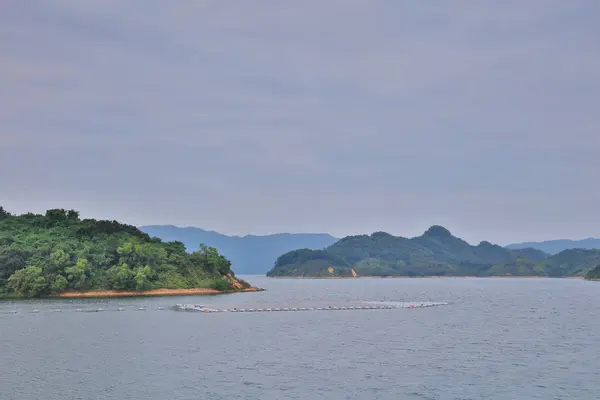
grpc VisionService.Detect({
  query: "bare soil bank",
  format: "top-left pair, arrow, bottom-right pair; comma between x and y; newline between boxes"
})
51,287 -> 264,298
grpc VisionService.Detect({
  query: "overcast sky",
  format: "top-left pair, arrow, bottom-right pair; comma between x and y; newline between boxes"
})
1,1 -> 599,244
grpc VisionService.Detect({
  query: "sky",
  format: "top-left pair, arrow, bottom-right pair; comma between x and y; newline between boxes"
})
1,1 -> 599,245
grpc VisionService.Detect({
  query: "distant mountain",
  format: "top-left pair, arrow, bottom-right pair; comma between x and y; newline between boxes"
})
505,238 -> 600,255
139,225 -> 339,275
267,225 -> 597,278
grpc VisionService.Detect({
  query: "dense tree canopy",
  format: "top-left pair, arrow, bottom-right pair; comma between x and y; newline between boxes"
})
0,207 -> 249,297
267,226 -> 600,278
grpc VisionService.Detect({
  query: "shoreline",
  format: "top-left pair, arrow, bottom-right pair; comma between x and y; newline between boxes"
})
267,275 -> 585,279
48,287 -> 264,299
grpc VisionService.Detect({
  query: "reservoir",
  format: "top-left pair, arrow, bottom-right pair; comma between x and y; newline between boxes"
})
1,276 -> 599,399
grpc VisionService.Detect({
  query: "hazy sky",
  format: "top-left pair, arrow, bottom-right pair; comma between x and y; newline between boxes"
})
1,1 -> 599,244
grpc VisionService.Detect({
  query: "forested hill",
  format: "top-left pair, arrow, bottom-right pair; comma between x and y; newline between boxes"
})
585,265 -> 600,281
267,225 -> 600,278
139,225 -> 339,274
0,207 -> 250,298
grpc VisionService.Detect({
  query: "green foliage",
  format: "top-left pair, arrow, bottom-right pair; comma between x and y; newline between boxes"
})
7,266 -> 48,297
268,248 -> 350,277
133,265 -> 153,290
268,226 -> 600,278
539,249 -> 600,277
50,249 -> 71,269
194,244 -> 232,275
0,206 -> 11,219
213,277 -> 233,291
585,265 -> 600,280
65,258 -> 89,290
0,246 -> 26,280
51,275 -> 68,292
0,207 -> 238,297
106,263 -> 134,290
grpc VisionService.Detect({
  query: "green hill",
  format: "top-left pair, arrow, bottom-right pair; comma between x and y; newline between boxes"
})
267,225 -> 596,278
0,206 -> 251,298
585,265 -> 600,281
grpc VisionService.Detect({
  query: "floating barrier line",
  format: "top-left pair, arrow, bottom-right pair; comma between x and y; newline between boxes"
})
1,302 -> 449,315
172,301 -> 449,313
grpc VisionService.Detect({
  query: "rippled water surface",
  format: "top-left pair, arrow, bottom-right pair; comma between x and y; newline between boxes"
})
1,277 -> 599,399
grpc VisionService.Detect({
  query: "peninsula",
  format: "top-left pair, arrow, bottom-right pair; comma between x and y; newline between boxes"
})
0,206 -> 259,298
267,226 -> 600,278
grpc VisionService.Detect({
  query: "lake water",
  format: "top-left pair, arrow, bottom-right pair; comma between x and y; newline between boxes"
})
1,276 -> 599,399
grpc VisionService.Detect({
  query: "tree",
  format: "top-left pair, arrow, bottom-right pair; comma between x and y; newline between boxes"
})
49,249 -> 71,274
45,209 -> 68,221
50,275 -> 68,292
65,258 -> 89,290
7,266 -> 48,297
213,277 -> 232,291
0,206 -> 10,219
106,263 -> 134,290
0,247 -> 26,279
133,265 -> 153,290
193,243 -> 232,275
0,206 -> 248,297
66,210 -> 80,221
117,242 -> 167,269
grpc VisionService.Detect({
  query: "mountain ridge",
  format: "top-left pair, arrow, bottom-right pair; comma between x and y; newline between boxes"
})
506,238 -> 600,255
138,225 -> 600,276
139,225 -> 339,275
267,226 -> 598,278
142,225 -> 335,239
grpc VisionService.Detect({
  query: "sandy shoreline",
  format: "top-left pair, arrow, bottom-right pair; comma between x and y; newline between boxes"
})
50,287 -> 264,298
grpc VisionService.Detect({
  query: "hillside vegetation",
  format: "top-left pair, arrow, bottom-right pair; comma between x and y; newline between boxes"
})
585,265 -> 600,281
139,225 -> 338,274
267,225 -> 599,278
0,207 -> 250,298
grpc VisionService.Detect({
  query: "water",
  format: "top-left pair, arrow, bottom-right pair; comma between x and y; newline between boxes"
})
1,276 -> 599,399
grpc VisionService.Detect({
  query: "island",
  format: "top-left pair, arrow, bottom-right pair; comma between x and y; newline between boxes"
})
585,265 -> 600,281
0,206 -> 260,298
267,225 -> 600,278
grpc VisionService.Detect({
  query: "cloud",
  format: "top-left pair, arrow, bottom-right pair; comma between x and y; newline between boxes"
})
1,0 -> 599,244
